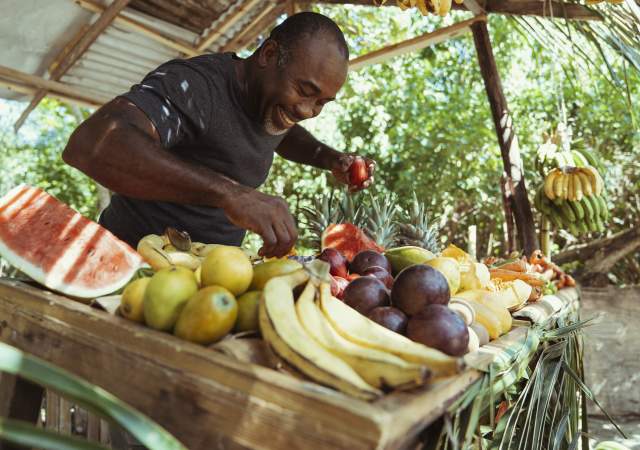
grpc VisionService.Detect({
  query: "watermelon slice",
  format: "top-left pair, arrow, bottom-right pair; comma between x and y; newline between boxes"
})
321,223 -> 384,262
0,185 -> 143,298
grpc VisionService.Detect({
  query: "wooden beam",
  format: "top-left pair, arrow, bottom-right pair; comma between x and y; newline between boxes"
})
0,65 -> 109,106
13,0 -> 131,132
195,0 -> 263,52
471,21 -> 538,256
349,15 -> 486,71
0,79 -> 104,109
74,0 -> 199,57
483,0 -> 601,20
221,3 -> 283,52
315,0 -> 600,20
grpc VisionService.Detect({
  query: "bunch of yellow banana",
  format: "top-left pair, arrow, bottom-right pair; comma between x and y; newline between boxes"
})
586,0 -> 624,5
136,230 -> 221,271
392,0 -> 463,17
534,186 -> 609,236
259,262 -> 462,400
542,166 -> 604,202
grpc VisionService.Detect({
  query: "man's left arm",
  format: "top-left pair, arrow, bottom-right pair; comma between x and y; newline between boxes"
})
276,124 -> 375,191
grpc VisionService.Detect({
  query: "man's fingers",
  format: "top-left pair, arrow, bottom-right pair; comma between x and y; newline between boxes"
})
340,154 -> 355,171
272,221 -> 295,258
258,226 -> 277,257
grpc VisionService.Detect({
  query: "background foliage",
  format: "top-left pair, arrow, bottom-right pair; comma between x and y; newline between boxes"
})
1,7 -> 638,281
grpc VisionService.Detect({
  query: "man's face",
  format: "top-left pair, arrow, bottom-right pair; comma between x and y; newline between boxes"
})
257,36 -> 348,135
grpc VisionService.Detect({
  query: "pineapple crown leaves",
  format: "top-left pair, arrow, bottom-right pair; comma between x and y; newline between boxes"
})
364,192 -> 399,248
395,192 -> 441,253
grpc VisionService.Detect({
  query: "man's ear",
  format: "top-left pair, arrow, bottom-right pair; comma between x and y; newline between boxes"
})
258,39 -> 278,68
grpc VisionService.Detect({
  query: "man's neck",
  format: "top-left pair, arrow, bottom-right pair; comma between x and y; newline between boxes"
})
234,56 -> 262,121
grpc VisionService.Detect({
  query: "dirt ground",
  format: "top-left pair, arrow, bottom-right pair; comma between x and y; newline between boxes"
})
588,417 -> 640,449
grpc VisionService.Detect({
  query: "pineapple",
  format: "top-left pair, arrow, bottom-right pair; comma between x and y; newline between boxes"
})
395,192 -> 440,253
365,193 -> 398,248
338,191 -> 365,228
301,190 -> 341,248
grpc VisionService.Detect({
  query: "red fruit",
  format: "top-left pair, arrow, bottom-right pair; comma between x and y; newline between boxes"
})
362,266 -> 393,289
331,277 -> 349,300
346,273 -> 361,282
349,158 -> 369,186
406,305 -> 469,356
321,223 -> 384,262
318,248 -> 348,278
367,306 -> 408,335
350,250 -> 392,274
343,277 -> 390,316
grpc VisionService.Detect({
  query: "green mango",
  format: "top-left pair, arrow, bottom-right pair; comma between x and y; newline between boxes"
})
384,246 -> 435,275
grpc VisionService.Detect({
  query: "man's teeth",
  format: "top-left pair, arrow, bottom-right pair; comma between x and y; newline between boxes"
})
281,109 -> 295,126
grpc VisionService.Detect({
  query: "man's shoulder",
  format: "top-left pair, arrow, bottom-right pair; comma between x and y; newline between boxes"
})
154,53 -> 235,81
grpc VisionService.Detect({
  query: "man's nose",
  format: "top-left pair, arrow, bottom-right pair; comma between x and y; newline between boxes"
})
295,101 -> 320,120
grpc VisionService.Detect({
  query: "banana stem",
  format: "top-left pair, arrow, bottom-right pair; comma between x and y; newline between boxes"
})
540,215 -> 551,259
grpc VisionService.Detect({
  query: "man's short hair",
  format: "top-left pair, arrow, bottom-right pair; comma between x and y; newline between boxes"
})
267,12 -> 349,67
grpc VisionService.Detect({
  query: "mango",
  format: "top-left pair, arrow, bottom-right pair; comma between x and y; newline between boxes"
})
384,246 -> 435,275
144,266 -> 198,331
174,286 -> 238,344
201,245 -> 253,295
120,277 -> 151,323
250,259 -> 302,291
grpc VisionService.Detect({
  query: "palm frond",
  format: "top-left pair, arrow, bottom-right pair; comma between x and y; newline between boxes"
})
0,342 -> 185,450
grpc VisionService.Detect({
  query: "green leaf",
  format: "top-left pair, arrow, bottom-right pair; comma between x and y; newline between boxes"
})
0,342 -> 186,450
0,418 -> 108,450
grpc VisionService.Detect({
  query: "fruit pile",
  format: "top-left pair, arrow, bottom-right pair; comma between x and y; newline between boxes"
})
533,132 -> 609,236
119,188 -> 553,400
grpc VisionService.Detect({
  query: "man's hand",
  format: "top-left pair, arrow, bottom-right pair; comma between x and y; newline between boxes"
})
222,188 -> 298,258
330,153 -> 376,192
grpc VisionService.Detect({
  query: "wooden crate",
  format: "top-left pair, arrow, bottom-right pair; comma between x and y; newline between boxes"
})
0,278 -> 483,450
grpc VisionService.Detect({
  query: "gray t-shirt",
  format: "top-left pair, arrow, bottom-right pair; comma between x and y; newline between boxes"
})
99,53 -> 285,248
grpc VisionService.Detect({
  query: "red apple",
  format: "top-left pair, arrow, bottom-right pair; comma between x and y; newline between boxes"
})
318,248 -> 348,278
349,157 -> 369,187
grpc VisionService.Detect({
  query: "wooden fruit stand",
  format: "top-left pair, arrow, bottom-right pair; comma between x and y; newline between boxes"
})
0,277 -> 579,449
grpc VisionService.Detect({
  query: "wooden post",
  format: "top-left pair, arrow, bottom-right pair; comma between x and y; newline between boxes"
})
471,20 -> 539,256
0,374 -> 44,450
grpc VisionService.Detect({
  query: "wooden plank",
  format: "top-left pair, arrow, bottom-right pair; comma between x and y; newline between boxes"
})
0,280 -> 385,450
0,65 -> 109,106
471,21 -> 538,256
195,0 -> 263,52
87,410 -> 101,441
46,390 -> 61,430
74,0 -> 199,57
59,397 -> 72,435
349,15 -> 486,71
221,3 -> 283,52
0,278 -> 493,449
13,0 -> 131,131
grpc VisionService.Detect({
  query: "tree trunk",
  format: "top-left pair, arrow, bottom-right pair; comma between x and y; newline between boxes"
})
552,227 -> 640,287
471,21 -> 539,257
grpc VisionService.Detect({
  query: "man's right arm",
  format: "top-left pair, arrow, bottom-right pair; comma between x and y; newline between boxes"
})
63,98 -> 297,257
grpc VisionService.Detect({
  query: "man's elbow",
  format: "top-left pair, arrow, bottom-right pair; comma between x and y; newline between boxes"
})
62,123 -> 106,174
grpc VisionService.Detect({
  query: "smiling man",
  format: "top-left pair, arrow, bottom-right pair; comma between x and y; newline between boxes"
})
63,12 -> 374,258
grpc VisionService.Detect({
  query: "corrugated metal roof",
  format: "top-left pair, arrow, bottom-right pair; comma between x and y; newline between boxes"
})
0,0 -> 279,107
